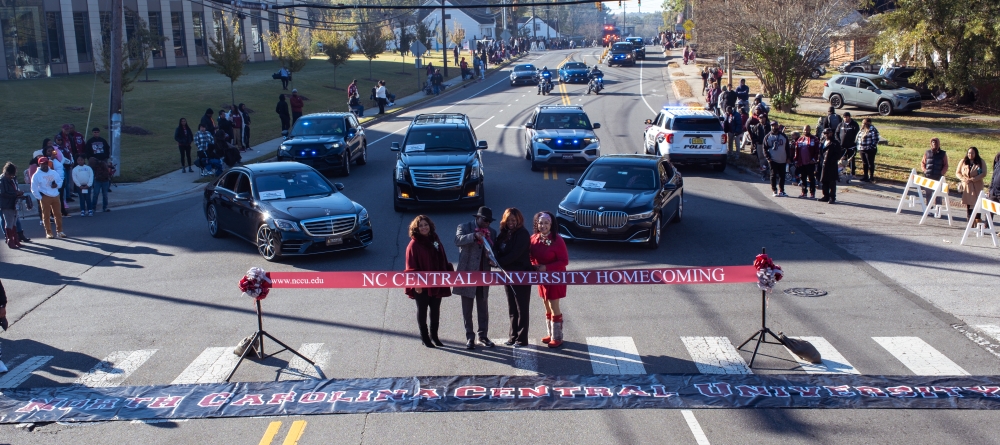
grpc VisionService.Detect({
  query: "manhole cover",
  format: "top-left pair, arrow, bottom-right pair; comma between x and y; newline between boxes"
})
783,288 -> 828,297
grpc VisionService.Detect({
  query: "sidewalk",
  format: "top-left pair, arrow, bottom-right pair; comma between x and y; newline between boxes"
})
21,57 -> 520,212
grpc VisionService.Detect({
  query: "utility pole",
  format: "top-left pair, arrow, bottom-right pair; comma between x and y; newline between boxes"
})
441,0 -> 448,77
109,0 -> 123,177
501,0 -> 506,37
532,6 -> 536,42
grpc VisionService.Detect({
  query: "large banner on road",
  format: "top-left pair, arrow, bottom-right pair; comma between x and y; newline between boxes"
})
3,373 -> 1000,423
269,266 -> 759,289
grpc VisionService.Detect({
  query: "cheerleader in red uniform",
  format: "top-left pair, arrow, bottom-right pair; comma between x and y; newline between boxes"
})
529,211 -> 569,348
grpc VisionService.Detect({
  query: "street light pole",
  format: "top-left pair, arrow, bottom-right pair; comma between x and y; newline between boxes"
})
109,0 -> 123,177
441,0 -> 448,77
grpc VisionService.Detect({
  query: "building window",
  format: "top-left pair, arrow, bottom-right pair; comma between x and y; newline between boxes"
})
268,12 -> 278,34
147,11 -> 164,58
483,28 -> 491,37
45,12 -> 64,63
73,12 -> 92,62
1,1 -> 52,78
251,11 -> 262,53
213,10 -> 224,41
192,11 -> 206,56
170,12 -> 186,57
845,40 -> 852,54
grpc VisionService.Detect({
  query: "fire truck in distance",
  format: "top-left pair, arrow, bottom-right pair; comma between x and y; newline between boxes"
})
602,24 -> 621,46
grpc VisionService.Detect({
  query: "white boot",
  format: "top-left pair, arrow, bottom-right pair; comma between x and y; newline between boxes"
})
548,314 -> 563,348
541,315 -> 553,344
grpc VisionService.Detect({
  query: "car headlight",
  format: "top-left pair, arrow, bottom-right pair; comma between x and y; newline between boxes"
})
628,210 -> 655,221
469,159 -> 481,180
558,205 -> 575,220
358,206 -> 369,223
324,142 -> 342,150
279,144 -> 289,153
273,218 -> 300,232
396,160 -> 406,182
583,137 -> 599,144
534,137 -> 551,143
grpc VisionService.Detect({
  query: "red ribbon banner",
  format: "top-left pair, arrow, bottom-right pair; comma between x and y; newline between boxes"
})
269,266 -> 758,289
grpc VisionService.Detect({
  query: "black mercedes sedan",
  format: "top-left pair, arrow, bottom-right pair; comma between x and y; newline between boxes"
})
204,162 -> 373,261
510,64 -> 539,86
556,155 -> 682,249
275,112 -> 367,176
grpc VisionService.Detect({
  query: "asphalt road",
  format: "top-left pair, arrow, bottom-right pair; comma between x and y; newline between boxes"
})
2,47 -> 999,444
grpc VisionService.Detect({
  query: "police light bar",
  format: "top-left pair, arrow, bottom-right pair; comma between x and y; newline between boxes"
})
661,106 -> 706,110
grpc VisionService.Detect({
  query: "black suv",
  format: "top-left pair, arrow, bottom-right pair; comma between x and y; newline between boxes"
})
625,37 -> 645,60
276,112 -> 367,175
608,42 -> 636,67
391,114 -> 488,212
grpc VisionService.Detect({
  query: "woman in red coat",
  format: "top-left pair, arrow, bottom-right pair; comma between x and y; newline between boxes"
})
529,211 -> 569,348
405,215 -> 452,348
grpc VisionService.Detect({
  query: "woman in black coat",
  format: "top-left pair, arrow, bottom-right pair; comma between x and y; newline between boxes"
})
275,95 -> 291,136
405,215 -> 452,348
818,128 -> 845,204
494,208 -> 533,346
174,118 -> 194,173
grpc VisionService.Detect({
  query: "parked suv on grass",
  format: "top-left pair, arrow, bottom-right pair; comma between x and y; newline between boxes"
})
642,107 -> 728,172
837,55 -> 881,74
391,114 -> 487,212
524,105 -> 601,171
823,73 -> 922,116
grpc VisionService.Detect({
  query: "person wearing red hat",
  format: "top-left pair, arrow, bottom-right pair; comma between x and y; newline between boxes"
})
29,156 -> 66,238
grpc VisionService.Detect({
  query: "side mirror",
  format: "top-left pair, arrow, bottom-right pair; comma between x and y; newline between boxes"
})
235,192 -> 251,201
477,140 -> 488,150
592,123 -> 601,129
334,183 -> 345,191
390,142 -> 400,151
524,122 -> 534,129
644,119 -> 653,125
566,178 -> 576,186
662,183 -> 678,191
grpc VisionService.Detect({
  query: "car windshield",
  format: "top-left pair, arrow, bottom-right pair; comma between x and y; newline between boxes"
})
870,77 -> 901,90
612,43 -> 632,52
563,63 -> 587,70
580,165 -> 658,190
628,39 -> 643,45
672,118 -> 723,132
535,113 -> 592,130
289,118 -> 345,137
254,170 -> 334,200
514,65 -> 536,72
403,129 -> 475,152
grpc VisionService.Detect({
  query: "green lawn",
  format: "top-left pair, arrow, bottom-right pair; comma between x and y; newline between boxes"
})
0,51 -> 464,182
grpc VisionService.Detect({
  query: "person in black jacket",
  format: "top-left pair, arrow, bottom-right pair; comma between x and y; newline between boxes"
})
275,95 -> 291,137
174,118 -> 194,173
494,208 -> 533,346
0,278 -> 8,372
835,112 -> 860,176
199,108 -> 216,135
238,104 -> 252,150
818,128 -> 845,204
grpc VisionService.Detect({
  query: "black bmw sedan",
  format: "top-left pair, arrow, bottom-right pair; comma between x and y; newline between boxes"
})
556,155 -> 683,249
204,162 -> 373,261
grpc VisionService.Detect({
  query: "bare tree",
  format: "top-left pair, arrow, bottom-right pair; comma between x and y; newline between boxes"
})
98,8 -> 154,92
356,21 -> 390,79
315,30 -> 353,89
695,0 -> 854,111
449,21 -> 466,50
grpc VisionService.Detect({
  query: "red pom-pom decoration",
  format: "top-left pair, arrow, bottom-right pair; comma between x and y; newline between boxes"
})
239,267 -> 272,300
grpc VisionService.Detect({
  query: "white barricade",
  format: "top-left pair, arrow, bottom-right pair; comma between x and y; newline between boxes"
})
895,168 -> 953,226
960,191 -> 999,247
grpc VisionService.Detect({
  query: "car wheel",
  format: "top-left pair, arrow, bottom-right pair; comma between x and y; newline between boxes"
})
256,224 -> 281,262
713,159 -> 727,172
356,143 -> 368,165
829,94 -> 844,109
850,67 -> 864,73
341,150 -> 351,176
206,204 -> 225,238
878,100 -> 893,116
810,69 -> 822,79
645,219 -> 661,250
672,191 -> 684,223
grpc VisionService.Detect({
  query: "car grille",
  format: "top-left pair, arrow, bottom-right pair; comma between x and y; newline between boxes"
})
574,210 -> 628,229
291,145 -> 327,157
544,139 -> 589,150
410,166 -> 465,190
300,215 -> 356,236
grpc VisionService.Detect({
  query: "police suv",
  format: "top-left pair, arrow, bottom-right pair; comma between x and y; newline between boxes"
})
642,107 -> 728,172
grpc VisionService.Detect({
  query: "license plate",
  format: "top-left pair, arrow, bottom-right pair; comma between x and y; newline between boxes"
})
325,236 -> 343,246
562,154 -> 574,160
691,137 -> 706,144
591,227 -> 608,233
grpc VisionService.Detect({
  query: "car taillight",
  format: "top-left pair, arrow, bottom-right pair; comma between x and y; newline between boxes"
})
721,134 -> 728,144
824,82 -> 829,87
659,133 -> 674,144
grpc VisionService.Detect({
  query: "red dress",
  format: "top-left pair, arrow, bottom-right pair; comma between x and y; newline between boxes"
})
529,233 -> 569,300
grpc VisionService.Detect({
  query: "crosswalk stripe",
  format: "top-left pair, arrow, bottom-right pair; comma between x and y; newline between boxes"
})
278,343 -> 329,381
681,410 -> 712,445
74,349 -> 158,387
975,325 -> 1000,342
586,336 -> 647,375
872,337 -> 970,376
784,337 -> 859,375
172,347 -> 242,384
0,356 -> 53,389
681,337 -> 752,375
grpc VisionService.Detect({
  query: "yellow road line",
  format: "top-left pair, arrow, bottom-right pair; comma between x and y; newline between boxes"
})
259,421 -> 282,445
543,169 -> 550,180
552,169 -> 558,180
282,420 -> 308,445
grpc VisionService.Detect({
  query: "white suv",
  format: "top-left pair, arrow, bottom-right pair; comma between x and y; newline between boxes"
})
643,107 -> 727,172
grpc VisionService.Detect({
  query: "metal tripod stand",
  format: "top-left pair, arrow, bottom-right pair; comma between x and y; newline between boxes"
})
737,248 -> 784,368
226,298 -> 314,382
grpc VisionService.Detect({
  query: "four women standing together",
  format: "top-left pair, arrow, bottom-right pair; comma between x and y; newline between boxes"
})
403,208 -> 571,350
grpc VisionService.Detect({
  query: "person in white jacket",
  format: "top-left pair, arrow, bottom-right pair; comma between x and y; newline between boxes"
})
30,157 -> 66,239
72,156 -> 94,217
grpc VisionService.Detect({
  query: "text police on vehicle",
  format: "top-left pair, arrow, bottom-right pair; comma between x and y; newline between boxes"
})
643,107 -> 728,172
524,105 -> 601,171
